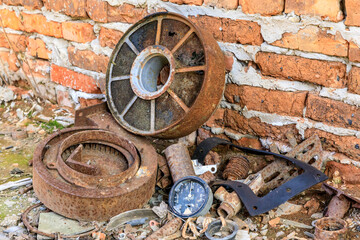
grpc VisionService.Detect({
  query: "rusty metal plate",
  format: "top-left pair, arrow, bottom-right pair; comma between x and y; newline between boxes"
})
106,12 -> 225,138
33,124 -> 158,221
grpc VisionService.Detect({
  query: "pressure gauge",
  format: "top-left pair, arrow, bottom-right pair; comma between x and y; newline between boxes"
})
169,176 -> 213,218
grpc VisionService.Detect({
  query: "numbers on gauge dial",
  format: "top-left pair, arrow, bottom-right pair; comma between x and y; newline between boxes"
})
173,179 -> 206,216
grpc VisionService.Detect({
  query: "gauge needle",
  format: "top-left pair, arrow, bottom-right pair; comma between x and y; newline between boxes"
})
187,182 -> 193,199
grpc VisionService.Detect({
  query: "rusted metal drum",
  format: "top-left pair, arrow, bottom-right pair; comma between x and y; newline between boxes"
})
106,12 -> 225,138
33,127 -> 157,221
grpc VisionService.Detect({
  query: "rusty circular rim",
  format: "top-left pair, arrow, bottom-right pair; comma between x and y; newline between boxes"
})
54,130 -> 140,188
32,126 -> 158,221
106,12 -> 225,138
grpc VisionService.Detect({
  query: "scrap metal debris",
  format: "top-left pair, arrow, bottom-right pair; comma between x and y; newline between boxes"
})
2,11 -> 360,240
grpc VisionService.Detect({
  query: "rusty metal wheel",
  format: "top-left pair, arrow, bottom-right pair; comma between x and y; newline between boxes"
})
106,12 -> 225,138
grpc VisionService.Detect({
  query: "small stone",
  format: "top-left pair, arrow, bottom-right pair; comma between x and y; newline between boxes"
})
276,231 -> 285,237
260,229 -> 268,236
269,217 -> 280,227
244,218 -> 257,231
39,129 -> 46,135
311,212 -> 323,219
275,202 -> 302,217
10,168 -> 24,175
0,215 -> 20,227
16,109 -> 24,120
0,87 -> 15,103
11,130 -> 28,140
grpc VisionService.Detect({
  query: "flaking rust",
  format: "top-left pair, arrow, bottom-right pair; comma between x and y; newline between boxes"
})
314,217 -> 348,240
105,12 -> 225,138
33,103 -> 158,221
255,133 -> 324,193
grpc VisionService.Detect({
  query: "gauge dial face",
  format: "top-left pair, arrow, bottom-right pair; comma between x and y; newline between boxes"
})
171,178 -> 207,217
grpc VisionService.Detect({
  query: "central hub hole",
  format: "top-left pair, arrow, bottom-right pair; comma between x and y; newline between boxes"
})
141,55 -> 170,92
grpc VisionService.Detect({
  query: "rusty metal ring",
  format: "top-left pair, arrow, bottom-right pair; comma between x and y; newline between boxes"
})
33,127 -> 158,221
21,203 -> 99,238
54,130 -> 140,188
106,12 -> 225,138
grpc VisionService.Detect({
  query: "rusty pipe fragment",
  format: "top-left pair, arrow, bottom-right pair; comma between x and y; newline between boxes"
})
223,156 -> 250,181
145,217 -> 183,240
314,217 -> 348,240
214,187 -> 242,219
165,143 -> 195,182
325,195 -> 351,219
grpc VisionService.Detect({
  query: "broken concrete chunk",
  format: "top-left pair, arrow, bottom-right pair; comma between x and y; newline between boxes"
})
0,87 -> 15,103
37,212 -> 95,240
275,202 -> 303,217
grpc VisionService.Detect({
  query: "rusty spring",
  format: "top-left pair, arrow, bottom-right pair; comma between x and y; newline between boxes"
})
223,156 -> 250,181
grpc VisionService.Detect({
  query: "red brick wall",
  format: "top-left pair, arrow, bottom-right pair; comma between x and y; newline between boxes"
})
1,0 -> 360,162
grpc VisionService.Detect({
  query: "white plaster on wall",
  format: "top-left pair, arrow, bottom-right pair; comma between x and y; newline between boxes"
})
228,61 -> 319,92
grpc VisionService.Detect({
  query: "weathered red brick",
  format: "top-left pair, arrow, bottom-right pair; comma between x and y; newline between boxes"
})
23,59 -> 50,80
169,0 -> 203,5
205,108 -> 225,128
224,109 -> 299,141
256,52 -> 347,88
349,42 -> 360,63
224,84 -> 307,117
239,0 -> 284,15
190,15 -> 263,45
224,51 -> 234,72
43,0 -> 87,18
62,22 -> 96,43
22,13 -> 62,38
68,47 -> 109,74
235,136 -> 262,149
204,0 -> 238,9
2,0 -> 21,6
272,26 -> 348,57
305,129 -> 360,161
107,4 -> 148,24
99,27 -> 123,48
51,65 -> 101,93
0,33 -> 27,52
348,66 -> 360,95
22,0 -> 43,10
305,94 -> 360,130
86,0 -> 108,23
28,38 -> 51,60
285,0 -> 343,22
79,98 -> 103,108
345,0 -> 360,27
0,9 -> 24,31
0,51 -> 18,72
57,89 -> 74,108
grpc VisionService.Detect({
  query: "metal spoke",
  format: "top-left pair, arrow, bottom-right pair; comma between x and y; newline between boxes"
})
171,28 -> 194,54
167,89 -> 189,113
120,95 -> 138,117
109,75 -> 130,84
155,18 -> 163,45
176,65 -> 206,73
150,99 -> 156,132
125,38 -> 140,55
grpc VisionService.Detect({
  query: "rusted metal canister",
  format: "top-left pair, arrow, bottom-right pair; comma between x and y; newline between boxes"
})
314,217 -> 348,240
165,143 -> 195,182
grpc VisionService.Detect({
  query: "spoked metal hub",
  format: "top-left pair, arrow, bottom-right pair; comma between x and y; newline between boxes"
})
106,12 -> 225,138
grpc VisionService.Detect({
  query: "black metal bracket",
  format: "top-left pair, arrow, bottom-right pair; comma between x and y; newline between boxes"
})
192,137 -> 328,216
